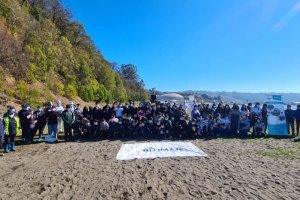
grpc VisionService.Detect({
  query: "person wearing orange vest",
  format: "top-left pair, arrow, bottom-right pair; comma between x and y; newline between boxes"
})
3,109 -> 20,153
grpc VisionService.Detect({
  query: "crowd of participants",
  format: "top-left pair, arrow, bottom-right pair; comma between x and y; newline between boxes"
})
1,100 -> 300,156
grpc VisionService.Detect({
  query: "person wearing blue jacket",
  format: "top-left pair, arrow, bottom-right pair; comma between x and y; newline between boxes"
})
285,105 -> 295,136
294,105 -> 300,135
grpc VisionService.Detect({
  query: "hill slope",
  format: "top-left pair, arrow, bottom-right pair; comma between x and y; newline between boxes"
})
0,0 -> 148,107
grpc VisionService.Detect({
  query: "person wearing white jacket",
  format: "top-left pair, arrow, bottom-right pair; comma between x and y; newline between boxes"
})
56,100 -> 64,132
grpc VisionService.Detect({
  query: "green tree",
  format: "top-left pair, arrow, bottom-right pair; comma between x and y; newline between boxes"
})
64,84 -> 77,98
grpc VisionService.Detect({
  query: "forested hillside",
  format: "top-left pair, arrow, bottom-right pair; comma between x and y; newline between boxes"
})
0,0 -> 148,106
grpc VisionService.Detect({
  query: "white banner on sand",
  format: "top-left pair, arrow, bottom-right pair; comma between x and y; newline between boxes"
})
116,142 -> 208,160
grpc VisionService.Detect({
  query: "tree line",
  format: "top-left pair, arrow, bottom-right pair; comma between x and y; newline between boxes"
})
0,0 -> 148,106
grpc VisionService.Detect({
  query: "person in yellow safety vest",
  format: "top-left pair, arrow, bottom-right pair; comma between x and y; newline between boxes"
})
0,111 -> 4,156
3,109 -> 20,153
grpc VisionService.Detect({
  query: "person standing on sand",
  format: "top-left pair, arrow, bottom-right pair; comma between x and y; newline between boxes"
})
18,104 -> 31,143
69,102 -> 75,113
262,104 -> 268,131
294,105 -> 300,135
27,108 -> 37,143
103,103 -> 112,122
3,109 -> 21,153
115,104 -> 123,119
240,104 -> 249,118
92,102 -> 102,122
82,106 -> 89,119
34,106 -> 47,142
247,103 -> 253,128
62,105 -> 75,142
74,104 -> 82,115
251,102 -> 262,133
56,100 -> 64,133
46,105 -> 58,139
0,112 -> 5,156
230,104 -> 240,136
285,105 -> 295,136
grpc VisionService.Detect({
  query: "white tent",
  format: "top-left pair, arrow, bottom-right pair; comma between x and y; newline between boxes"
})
157,93 -> 184,103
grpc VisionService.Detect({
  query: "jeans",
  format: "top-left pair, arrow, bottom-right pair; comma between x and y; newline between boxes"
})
287,120 -> 295,135
48,124 -> 58,138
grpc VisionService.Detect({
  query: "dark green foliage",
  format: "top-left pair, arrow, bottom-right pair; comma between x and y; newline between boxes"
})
0,1 -> 12,19
16,80 -> 41,107
0,0 -> 148,103
117,64 -> 149,101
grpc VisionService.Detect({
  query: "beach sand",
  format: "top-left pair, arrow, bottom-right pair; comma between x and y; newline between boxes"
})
0,138 -> 299,200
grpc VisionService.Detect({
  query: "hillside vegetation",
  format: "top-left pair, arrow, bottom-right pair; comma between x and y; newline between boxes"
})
0,0 -> 148,107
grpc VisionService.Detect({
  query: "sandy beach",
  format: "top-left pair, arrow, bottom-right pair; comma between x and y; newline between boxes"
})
0,138 -> 299,200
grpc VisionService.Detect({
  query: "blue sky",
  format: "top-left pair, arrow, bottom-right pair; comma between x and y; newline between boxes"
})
62,0 -> 300,93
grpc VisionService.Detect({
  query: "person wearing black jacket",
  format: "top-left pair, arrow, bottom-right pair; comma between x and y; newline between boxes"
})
123,103 -> 131,115
82,106 -> 89,119
262,104 -> 268,130
285,105 -> 295,136
145,118 -> 156,138
129,102 -> 138,116
92,103 -> 103,122
28,109 -> 37,143
34,106 -> 47,141
215,103 -> 224,117
179,117 -> 189,138
46,106 -> 58,139
103,105 -> 112,122
18,104 -> 31,142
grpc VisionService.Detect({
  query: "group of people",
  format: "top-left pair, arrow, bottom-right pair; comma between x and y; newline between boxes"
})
1,100 -> 300,156
0,101 -> 77,156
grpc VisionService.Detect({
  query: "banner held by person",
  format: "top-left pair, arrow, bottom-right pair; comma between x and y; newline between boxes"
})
266,95 -> 288,136
116,142 -> 208,160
